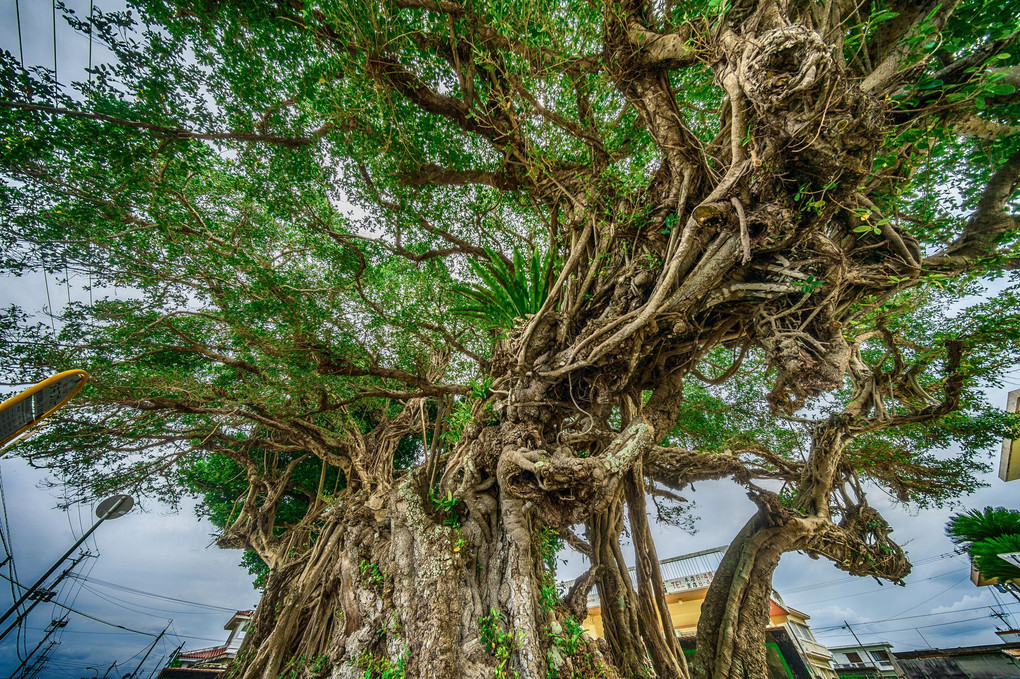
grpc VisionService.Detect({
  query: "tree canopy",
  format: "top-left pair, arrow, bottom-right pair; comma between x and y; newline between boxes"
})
2,0 -> 1020,676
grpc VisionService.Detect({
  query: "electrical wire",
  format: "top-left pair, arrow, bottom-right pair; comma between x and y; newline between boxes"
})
884,573 -> 971,619
81,576 -> 238,611
75,581 -> 225,618
0,460 -> 28,662
990,586 -> 1017,628
22,624 -> 236,648
51,0 -> 57,103
816,612 -> 1013,638
781,551 -> 959,594
77,582 -> 184,620
87,0 -> 94,86
786,565 -> 967,608
811,598 -> 1020,632
42,271 -> 56,335
0,571 -> 159,639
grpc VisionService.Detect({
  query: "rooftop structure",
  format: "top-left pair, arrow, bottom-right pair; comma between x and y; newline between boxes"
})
829,642 -> 904,678
165,610 -> 254,675
894,641 -> 1020,679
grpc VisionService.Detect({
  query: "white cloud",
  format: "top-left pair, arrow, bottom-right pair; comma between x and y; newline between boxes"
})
930,592 -> 993,614
810,604 -> 867,624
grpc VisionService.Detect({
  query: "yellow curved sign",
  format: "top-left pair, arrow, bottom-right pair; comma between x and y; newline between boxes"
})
0,370 -> 88,447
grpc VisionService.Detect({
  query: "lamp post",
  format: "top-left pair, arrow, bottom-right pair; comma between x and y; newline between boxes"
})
0,494 -> 133,628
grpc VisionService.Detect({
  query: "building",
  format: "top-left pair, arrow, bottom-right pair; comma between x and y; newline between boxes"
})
893,641 -> 1020,679
999,630 -> 1020,643
829,642 -> 904,677
1000,389 -> 1020,482
160,610 -> 253,677
566,547 -> 838,679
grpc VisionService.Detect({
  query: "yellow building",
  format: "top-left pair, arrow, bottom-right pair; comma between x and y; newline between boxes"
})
570,547 -> 838,679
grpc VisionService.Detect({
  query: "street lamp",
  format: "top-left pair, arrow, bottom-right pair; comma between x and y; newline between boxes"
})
0,494 -> 135,640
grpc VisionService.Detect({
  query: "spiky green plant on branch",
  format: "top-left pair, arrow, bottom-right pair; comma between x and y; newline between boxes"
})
450,247 -> 555,332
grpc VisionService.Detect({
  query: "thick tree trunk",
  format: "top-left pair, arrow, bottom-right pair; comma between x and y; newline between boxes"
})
691,513 -> 803,679
227,468 -> 617,679
625,466 -> 689,679
589,502 -> 652,679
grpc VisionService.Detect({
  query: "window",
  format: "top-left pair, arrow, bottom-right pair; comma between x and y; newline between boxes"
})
871,650 -> 890,663
789,622 -> 814,641
845,652 -> 863,664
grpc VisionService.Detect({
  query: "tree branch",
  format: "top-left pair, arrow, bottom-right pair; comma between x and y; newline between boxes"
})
0,101 -> 330,147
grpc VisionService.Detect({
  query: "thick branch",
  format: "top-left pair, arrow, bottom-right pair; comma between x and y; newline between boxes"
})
932,148 -> 1020,262
0,101 -> 329,147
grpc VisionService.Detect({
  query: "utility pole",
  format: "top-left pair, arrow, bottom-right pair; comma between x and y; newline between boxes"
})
0,494 -> 132,628
100,661 -> 118,679
127,623 -> 169,679
992,608 -> 1011,628
0,553 -> 90,643
844,621 -> 882,678
7,619 -> 63,679
147,644 -> 184,679
145,653 -> 169,679
17,640 -> 59,679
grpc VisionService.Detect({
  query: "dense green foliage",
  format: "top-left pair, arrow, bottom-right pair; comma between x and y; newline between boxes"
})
948,507 -> 1020,582
1,0 -> 1020,674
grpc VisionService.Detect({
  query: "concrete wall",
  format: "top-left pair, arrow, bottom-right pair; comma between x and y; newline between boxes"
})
897,653 -> 1020,679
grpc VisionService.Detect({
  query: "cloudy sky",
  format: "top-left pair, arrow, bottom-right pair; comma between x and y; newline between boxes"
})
1,1 -> 1019,677
0,457 -> 259,679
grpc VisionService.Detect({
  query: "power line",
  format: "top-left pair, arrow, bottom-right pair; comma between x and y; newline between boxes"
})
990,586 -> 1017,628
811,598 -> 1020,632
8,620 -> 62,679
0,462 -> 22,621
80,576 -> 238,612
0,553 -> 92,644
126,623 -> 168,679
87,0 -> 95,86
885,573 -> 971,619
75,580 -> 228,617
782,552 -> 959,594
788,565 -> 966,607
816,612 -> 1012,638
76,582 -> 190,619
0,571 -> 158,638
20,626 -> 225,644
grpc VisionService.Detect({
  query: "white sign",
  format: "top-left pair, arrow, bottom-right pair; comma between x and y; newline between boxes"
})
663,571 -> 715,595
998,552 -> 1020,569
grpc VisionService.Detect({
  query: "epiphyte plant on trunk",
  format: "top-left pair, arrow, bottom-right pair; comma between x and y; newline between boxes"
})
1,0 -> 1019,677
450,246 -> 557,333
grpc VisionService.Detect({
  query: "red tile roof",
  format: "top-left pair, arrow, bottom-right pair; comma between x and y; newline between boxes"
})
180,646 -> 228,660
225,610 -> 254,630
